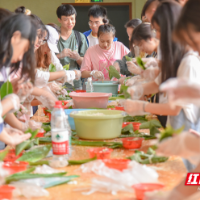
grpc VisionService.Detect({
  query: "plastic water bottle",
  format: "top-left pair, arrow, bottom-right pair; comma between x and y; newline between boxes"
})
50,101 -> 70,168
86,77 -> 94,93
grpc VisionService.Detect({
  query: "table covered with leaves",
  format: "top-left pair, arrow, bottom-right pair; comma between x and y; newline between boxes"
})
12,107 -> 187,200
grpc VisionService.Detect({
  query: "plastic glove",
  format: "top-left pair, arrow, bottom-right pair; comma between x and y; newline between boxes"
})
47,81 -> 62,94
36,87 -> 57,109
126,61 -> 142,75
125,76 -> 141,87
141,57 -> 158,68
16,104 -> 28,119
160,78 -> 200,108
63,70 -> 76,86
22,120 -> 42,132
122,99 -> 148,116
70,51 -> 80,61
17,80 -> 33,102
60,48 -> 72,58
74,70 -> 81,80
3,94 -> 20,113
157,131 -> 200,165
90,70 -> 104,80
4,127 -> 23,136
113,62 -> 120,73
118,76 -> 126,85
141,66 -> 160,81
127,84 -> 144,100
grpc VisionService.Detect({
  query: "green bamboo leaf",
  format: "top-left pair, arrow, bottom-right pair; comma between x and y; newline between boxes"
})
121,124 -> 134,134
136,57 -> 146,70
17,144 -> 52,162
0,149 -> 9,161
25,128 -> 39,140
39,137 -> 51,144
159,125 -> 184,142
125,56 -> 132,61
0,81 -> 13,100
120,84 -> 131,99
6,172 -> 67,184
49,63 -> 56,72
108,65 -> 121,80
42,125 -> 51,133
44,175 -> 79,188
33,138 -> 39,146
63,64 -> 70,70
15,140 -> 31,156
68,158 -> 96,165
28,160 -> 49,166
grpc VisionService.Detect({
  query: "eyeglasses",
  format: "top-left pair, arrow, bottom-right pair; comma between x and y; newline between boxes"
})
88,21 -> 100,27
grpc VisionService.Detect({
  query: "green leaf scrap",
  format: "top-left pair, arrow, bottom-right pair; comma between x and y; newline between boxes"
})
0,81 -> 13,100
107,65 -> 121,80
63,64 -> 70,70
125,56 -> 132,61
136,57 -> 146,70
49,64 -> 56,72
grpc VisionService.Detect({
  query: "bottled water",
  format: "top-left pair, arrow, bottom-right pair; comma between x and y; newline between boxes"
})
86,77 -> 94,93
49,101 -> 70,168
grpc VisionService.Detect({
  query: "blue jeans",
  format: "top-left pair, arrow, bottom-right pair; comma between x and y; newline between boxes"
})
169,109 -> 200,171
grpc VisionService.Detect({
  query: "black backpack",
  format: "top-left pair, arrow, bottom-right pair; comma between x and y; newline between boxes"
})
74,30 -> 83,55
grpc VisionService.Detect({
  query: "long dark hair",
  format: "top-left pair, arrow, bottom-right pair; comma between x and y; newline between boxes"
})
151,0 -> 185,83
174,0 -> 200,47
0,14 -> 37,81
131,23 -> 155,45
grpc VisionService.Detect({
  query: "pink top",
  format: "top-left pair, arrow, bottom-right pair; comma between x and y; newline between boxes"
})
81,42 -> 130,80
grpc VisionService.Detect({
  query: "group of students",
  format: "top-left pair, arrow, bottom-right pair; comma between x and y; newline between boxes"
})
0,0 -> 200,199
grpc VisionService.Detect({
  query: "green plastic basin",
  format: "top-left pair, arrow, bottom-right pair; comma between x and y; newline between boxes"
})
86,81 -> 119,95
70,110 -> 124,140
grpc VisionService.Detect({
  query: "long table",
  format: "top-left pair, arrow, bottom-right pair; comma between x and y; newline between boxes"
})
22,108 -> 187,200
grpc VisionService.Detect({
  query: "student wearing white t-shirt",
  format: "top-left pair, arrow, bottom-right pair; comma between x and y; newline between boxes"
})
83,5 -> 117,47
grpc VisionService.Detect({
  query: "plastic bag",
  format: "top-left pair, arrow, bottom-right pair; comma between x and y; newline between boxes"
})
34,164 -> 65,174
10,182 -> 49,198
80,160 -> 159,195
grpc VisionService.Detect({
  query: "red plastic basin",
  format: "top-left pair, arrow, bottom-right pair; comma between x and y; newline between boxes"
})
132,183 -> 164,200
108,106 -> 125,111
87,147 -> 113,159
2,149 -> 24,162
76,90 -> 86,93
122,122 -> 141,131
36,131 -> 45,138
103,159 -> 130,171
122,137 -> 144,149
3,161 -> 29,174
0,185 -> 15,200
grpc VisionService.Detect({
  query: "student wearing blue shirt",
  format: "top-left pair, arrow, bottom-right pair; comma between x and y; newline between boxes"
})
83,5 -> 117,47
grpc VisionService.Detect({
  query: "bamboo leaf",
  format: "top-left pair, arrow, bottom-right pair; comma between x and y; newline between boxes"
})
42,124 -> 51,133
49,64 -> 56,72
136,57 -> 146,70
17,145 -> 52,162
15,140 -> 31,156
39,137 -> 52,144
68,158 -> 96,165
28,160 -> 49,166
6,172 -> 67,184
121,124 -> 134,134
108,65 -> 121,80
0,149 -> 9,161
25,128 -> 39,140
120,84 -> 131,99
0,81 -> 13,100
125,56 -> 132,61
63,64 -> 70,70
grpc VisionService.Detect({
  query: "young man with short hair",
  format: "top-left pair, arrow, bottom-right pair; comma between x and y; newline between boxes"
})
84,5 -> 117,47
56,4 -> 88,90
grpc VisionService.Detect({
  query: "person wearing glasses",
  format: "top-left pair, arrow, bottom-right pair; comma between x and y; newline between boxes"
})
83,5 -> 118,47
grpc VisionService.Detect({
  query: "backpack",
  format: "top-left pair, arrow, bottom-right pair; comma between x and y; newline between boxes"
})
74,30 -> 83,55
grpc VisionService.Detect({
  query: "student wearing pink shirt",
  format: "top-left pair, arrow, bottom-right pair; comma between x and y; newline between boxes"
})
81,22 -> 130,81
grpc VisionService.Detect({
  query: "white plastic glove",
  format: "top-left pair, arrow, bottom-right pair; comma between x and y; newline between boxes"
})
141,57 -> 158,68
16,104 -> 28,119
17,80 -> 33,102
126,61 -> 142,75
141,66 -> 160,81
60,48 -> 72,58
22,120 -> 42,132
70,51 -> 80,61
118,76 -> 126,85
127,84 -> 144,100
113,62 -> 120,73
122,99 -> 148,116
63,70 -> 76,86
47,81 -> 62,94
160,78 -> 200,108
125,76 -> 142,87
90,70 -> 104,80
3,94 -> 20,113
36,86 -> 57,110
157,131 -> 200,165
4,127 -> 24,136
74,70 -> 81,80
